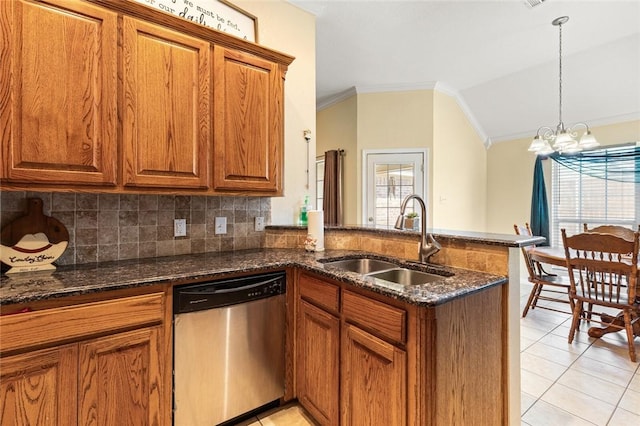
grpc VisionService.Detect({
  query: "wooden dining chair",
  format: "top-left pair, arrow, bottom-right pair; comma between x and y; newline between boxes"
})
514,223 -> 574,317
582,224 -> 640,242
561,229 -> 639,362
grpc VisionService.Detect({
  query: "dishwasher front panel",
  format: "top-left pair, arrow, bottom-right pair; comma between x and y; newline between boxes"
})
173,294 -> 285,426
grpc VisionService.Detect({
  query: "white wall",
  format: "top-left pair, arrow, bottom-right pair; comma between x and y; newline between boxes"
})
235,1 -> 316,224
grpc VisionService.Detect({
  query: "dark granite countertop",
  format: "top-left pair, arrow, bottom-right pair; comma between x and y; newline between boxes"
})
268,225 -> 545,247
0,249 -> 507,307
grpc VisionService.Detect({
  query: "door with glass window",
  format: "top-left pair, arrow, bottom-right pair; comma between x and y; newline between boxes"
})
363,151 -> 427,228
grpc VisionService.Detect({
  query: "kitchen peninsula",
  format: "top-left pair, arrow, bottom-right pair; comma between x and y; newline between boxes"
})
0,227 -> 541,425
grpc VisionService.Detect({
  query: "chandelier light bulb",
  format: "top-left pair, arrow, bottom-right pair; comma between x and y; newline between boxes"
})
537,140 -> 555,156
528,135 -> 546,152
578,131 -> 599,149
553,131 -> 576,150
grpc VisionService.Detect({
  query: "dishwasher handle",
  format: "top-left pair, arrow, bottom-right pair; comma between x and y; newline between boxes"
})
174,271 -> 286,313
180,275 -> 282,296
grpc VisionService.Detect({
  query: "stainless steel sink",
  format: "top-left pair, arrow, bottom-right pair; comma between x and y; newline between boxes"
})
367,268 -> 445,286
322,258 -> 399,274
322,257 -> 451,286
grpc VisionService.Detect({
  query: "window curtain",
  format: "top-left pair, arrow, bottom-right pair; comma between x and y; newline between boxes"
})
530,156 -> 550,246
323,150 -> 343,225
548,144 -> 640,183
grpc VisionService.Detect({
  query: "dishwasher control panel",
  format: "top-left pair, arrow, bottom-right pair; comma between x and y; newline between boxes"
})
173,271 -> 286,313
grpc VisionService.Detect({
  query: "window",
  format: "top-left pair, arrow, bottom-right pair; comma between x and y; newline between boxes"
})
316,158 -> 324,212
551,146 -> 640,246
362,150 -> 426,227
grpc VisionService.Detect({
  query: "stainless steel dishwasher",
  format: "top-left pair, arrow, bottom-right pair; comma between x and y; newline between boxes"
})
173,271 -> 286,426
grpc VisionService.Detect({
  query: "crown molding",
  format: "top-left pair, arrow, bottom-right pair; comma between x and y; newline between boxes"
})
356,81 -> 439,94
317,87 -> 358,111
317,81 -> 491,149
432,83 -> 492,149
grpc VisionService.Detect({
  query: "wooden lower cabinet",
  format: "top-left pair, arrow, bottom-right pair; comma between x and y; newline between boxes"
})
0,291 -> 168,426
78,326 -> 163,426
295,272 -> 407,426
0,344 -> 78,425
341,324 -> 406,426
294,272 -> 507,426
296,300 -> 340,426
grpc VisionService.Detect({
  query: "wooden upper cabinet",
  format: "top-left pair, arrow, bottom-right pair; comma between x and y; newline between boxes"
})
0,0 -> 117,185
122,17 -> 210,189
213,47 -> 284,194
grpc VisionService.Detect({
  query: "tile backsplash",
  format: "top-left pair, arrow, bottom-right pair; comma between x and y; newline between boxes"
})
0,192 -> 271,266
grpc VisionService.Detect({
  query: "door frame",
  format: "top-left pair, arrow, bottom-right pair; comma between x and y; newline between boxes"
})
361,148 -> 429,225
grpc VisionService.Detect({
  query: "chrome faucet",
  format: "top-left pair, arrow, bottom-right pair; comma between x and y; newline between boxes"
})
394,194 -> 441,262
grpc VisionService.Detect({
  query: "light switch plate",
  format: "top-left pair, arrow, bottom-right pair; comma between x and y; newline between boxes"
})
215,217 -> 227,235
174,219 -> 187,237
255,217 -> 265,232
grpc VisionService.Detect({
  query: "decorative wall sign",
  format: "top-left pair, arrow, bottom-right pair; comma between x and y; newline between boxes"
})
132,0 -> 258,42
0,198 -> 69,274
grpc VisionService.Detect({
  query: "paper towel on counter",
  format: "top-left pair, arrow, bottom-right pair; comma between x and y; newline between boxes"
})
307,210 -> 325,252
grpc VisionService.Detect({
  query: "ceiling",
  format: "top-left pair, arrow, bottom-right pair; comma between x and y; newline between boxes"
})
287,0 -> 640,146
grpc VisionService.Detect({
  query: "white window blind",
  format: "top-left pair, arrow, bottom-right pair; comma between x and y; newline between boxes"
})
551,147 -> 639,246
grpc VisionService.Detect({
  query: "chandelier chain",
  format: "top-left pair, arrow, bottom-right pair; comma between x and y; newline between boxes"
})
528,15 -> 598,155
558,21 -> 563,126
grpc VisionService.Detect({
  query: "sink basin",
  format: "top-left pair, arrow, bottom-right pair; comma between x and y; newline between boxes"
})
322,258 -> 398,274
367,268 -> 445,286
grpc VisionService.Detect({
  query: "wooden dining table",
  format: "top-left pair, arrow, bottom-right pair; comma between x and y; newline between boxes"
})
527,246 -> 640,338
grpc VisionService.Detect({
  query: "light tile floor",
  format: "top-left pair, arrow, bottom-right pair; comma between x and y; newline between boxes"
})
238,278 -> 640,425
519,279 -> 639,426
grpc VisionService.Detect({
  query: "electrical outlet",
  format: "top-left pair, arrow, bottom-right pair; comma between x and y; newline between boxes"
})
215,217 -> 227,235
255,216 -> 265,232
174,219 -> 187,237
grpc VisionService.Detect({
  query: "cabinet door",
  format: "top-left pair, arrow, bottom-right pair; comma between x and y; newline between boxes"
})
78,326 -> 163,426
0,344 -> 77,426
122,17 -> 210,189
213,47 -> 284,193
0,0 -> 117,185
342,324 -> 406,426
296,300 -> 340,426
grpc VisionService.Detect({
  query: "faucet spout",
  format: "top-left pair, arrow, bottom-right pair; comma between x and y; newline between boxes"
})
394,194 -> 441,263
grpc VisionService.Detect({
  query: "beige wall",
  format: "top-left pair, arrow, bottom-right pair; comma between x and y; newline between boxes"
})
318,91 -> 434,225
357,91 -> 434,224
317,96 -> 358,224
319,92 -> 638,235
433,92 -> 487,232
486,119 -> 640,235
236,1 -> 316,224
317,89 -> 488,230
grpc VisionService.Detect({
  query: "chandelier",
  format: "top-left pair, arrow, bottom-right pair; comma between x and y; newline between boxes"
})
528,16 -> 599,155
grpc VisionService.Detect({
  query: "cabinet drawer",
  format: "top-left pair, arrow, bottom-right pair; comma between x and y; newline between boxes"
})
342,290 -> 406,344
0,293 -> 164,354
299,273 -> 340,313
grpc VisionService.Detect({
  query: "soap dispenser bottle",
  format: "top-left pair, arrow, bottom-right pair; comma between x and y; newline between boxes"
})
299,195 -> 311,226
